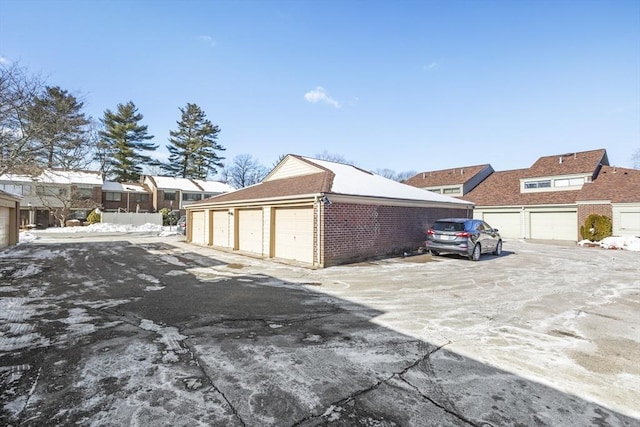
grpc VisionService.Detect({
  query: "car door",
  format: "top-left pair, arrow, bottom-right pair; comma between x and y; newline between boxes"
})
480,221 -> 498,251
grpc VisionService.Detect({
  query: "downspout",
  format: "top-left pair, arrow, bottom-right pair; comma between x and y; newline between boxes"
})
315,195 -> 322,267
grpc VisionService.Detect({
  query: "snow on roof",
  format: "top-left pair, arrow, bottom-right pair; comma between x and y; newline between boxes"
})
0,169 -> 103,185
193,179 -> 233,193
149,176 -> 232,193
102,182 -> 148,192
303,157 -> 473,206
150,176 -> 203,192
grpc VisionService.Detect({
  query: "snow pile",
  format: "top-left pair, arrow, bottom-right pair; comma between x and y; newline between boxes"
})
18,223 -> 182,243
578,235 -> 640,252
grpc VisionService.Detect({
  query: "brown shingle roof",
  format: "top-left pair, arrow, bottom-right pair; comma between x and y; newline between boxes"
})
523,149 -> 608,178
463,169 -> 582,206
193,171 -> 334,204
578,166 -> 640,203
405,164 -> 491,187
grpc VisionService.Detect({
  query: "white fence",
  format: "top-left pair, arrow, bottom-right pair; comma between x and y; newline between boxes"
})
101,212 -> 163,226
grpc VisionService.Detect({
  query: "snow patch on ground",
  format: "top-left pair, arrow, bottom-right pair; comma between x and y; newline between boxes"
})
578,235 -> 640,251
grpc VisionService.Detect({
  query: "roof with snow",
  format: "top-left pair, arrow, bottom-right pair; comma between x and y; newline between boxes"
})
191,155 -> 473,207
102,182 -> 149,193
0,169 -> 103,185
145,176 -> 233,193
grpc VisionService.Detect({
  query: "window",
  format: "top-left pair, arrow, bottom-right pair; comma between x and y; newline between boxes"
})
182,193 -> 202,201
77,187 -> 93,200
164,191 -> 176,201
524,180 -> 551,189
135,194 -> 150,202
443,187 -> 460,194
0,183 -> 30,195
105,192 -> 121,201
555,178 -> 584,187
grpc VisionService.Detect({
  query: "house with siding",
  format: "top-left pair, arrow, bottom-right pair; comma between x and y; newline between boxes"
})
102,182 -> 154,213
0,169 -> 103,227
184,155 -> 473,267
417,148 -> 640,241
405,164 -> 494,197
142,175 -> 233,212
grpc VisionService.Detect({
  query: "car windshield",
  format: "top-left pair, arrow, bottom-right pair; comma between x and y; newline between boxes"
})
432,221 -> 466,232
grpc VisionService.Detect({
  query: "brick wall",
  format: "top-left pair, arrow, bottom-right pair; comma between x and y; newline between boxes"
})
321,202 -> 468,266
577,203 -> 612,239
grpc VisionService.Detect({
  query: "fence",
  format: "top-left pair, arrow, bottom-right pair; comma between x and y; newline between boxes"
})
101,212 -> 163,226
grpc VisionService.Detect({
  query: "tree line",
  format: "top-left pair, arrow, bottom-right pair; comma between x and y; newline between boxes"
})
0,62 -> 243,184
2,62 -> 424,189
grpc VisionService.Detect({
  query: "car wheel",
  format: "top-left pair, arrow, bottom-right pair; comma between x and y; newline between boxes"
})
470,244 -> 481,261
429,250 -> 439,256
493,240 -> 502,256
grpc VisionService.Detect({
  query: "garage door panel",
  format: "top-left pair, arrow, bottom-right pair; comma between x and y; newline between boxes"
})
0,207 -> 9,248
482,212 -> 521,239
212,211 -> 230,248
618,211 -> 640,235
238,209 -> 263,255
530,212 -> 577,241
274,207 -> 314,264
191,211 -> 207,245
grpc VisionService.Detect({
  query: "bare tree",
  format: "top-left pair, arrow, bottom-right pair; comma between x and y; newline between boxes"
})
0,62 -> 45,176
633,148 -> 640,169
222,154 -> 268,189
314,150 -> 355,165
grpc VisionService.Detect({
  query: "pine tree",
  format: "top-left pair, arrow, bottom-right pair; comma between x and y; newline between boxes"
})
99,101 -> 157,181
162,103 -> 225,179
26,86 -> 91,169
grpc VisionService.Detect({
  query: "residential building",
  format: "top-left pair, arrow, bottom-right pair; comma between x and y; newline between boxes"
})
185,155 -> 473,267
405,164 -> 494,197
409,148 -> 640,241
102,182 -> 153,213
0,169 -> 103,227
142,175 -> 233,212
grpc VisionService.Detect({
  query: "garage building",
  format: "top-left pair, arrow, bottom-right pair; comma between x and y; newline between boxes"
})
0,190 -> 21,249
186,155 -> 473,267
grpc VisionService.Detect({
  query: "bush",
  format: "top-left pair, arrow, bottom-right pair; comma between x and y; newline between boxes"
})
86,209 -> 101,224
580,214 -> 612,241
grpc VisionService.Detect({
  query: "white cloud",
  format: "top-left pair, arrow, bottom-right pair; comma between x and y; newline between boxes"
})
422,62 -> 438,71
0,56 -> 11,65
304,86 -> 341,109
198,35 -> 216,47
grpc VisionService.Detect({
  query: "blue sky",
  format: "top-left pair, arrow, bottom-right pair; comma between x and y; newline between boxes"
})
1,0 -> 639,176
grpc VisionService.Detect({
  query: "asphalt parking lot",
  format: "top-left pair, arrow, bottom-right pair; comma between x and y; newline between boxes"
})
1,235 -> 638,426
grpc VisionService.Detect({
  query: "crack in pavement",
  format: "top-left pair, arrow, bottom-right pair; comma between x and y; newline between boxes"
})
17,365 -> 42,425
180,338 -> 247,427
291,341 -> 455,426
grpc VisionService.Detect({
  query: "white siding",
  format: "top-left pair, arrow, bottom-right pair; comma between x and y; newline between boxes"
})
266,157 -> 322,181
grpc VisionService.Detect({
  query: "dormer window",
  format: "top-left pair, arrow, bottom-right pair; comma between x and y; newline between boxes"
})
554,178 -> 584,187
524,180 -> 551,189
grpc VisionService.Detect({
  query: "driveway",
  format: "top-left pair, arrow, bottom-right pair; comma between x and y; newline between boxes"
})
0,235 -> 638,426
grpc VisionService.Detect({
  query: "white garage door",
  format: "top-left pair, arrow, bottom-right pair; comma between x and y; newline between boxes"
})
238,209 -> 263,255
191,211 -> 207,245
482,212 -> 521,239
212,210 -> 231,248
274,207 -> 314,264
0,207 -> 9,248
613,206 -> 640,236
530,211 -> 577,241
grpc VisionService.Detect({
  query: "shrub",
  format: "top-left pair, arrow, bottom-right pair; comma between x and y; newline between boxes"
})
580,214 -> 612,241
86,209 -> 101,224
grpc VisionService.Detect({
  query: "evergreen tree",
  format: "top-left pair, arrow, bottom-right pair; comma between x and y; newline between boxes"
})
99,101 -> 156,181
26,86 -> 91,169
162,103 -> 225,179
